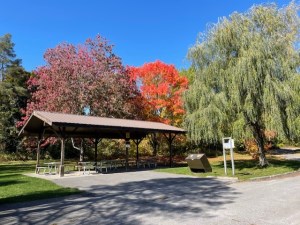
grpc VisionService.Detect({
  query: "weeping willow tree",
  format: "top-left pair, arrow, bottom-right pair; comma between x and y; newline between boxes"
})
185,2 -> 300,167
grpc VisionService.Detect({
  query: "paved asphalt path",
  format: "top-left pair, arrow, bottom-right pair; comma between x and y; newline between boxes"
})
0,170 -> 300,225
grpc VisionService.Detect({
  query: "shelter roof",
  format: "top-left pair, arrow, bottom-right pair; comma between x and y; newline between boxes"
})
19,111 -> 185,139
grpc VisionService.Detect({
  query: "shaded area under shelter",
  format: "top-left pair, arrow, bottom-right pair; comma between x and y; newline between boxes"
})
19,111 -> 186,177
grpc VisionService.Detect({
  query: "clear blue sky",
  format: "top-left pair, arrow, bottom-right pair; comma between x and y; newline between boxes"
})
0,0 -> 292,71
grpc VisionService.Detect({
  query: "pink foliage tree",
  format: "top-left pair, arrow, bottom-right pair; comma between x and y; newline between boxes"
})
20,35 -> 142,125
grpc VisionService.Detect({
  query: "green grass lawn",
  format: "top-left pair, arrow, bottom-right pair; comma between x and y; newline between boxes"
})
156,157 -> 300,180
0,161 -> 81,204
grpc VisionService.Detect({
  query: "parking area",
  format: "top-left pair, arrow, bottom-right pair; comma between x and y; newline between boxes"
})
1,171 -> 300,225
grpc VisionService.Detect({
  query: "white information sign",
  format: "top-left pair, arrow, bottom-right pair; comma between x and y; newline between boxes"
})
222,137 -> 235,176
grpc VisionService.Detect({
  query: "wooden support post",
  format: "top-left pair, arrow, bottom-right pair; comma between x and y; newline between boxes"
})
94,138 -> 99,166
136,141 -> 139,168
59,137 -> 65,177
125,139 -> 130,171
133,139 -> 142,168
152,133 -> 158,156
169,133 -> 173,167
223,147 -> 227,175
36,137 -> 41,174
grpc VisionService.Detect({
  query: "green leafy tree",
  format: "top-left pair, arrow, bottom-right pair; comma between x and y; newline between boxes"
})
0,34 -> 30,152
180,67 -> 195,84
185,2 -> 300,166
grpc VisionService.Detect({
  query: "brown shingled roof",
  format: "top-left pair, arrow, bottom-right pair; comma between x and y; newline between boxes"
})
19,111 -> 185,139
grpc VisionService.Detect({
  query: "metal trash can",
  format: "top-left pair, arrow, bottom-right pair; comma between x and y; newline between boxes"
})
185,154 -> 212,173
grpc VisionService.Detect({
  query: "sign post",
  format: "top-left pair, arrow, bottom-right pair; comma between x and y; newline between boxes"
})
222,137 -> 235,175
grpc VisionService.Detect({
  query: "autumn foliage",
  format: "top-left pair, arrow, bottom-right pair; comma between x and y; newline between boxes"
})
128,61 -> 188,125
244,130 -> 277,159
20,35 -> 143,125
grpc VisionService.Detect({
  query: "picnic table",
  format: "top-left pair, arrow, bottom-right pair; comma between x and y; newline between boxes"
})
95,159 -> 126,173
44,162 -> 61,174
75,162 -> 92,174
136,159 -> 157,168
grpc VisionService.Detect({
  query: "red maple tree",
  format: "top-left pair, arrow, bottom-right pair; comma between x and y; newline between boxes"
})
128,60 -> 188,126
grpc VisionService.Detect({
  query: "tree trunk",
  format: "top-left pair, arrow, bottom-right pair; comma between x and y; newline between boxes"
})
79,148 -> 84,162
79,140 -> 84,162
71,138 -> 84,162
257,138 -> 268,167
253,126 -> 269,167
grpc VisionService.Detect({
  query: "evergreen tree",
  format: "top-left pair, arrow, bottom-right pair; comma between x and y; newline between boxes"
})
0,34 -> 30,152
0,34 -> 16,81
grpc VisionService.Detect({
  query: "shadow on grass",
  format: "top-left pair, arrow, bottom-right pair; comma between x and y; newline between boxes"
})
202,159 -> 256,172
210,158 -> 300,180
0,180 -> 27,187
0,173 -> 28,179
0,164 -> 35,175
214,158 -> 300,170
268,158 -> 300,170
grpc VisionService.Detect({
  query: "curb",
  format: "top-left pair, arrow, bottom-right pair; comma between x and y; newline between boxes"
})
206,175 -> 239,182
249,170 -> 300,181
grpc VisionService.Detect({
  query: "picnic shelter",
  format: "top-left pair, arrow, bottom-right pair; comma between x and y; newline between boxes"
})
19,111 -> 186,177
